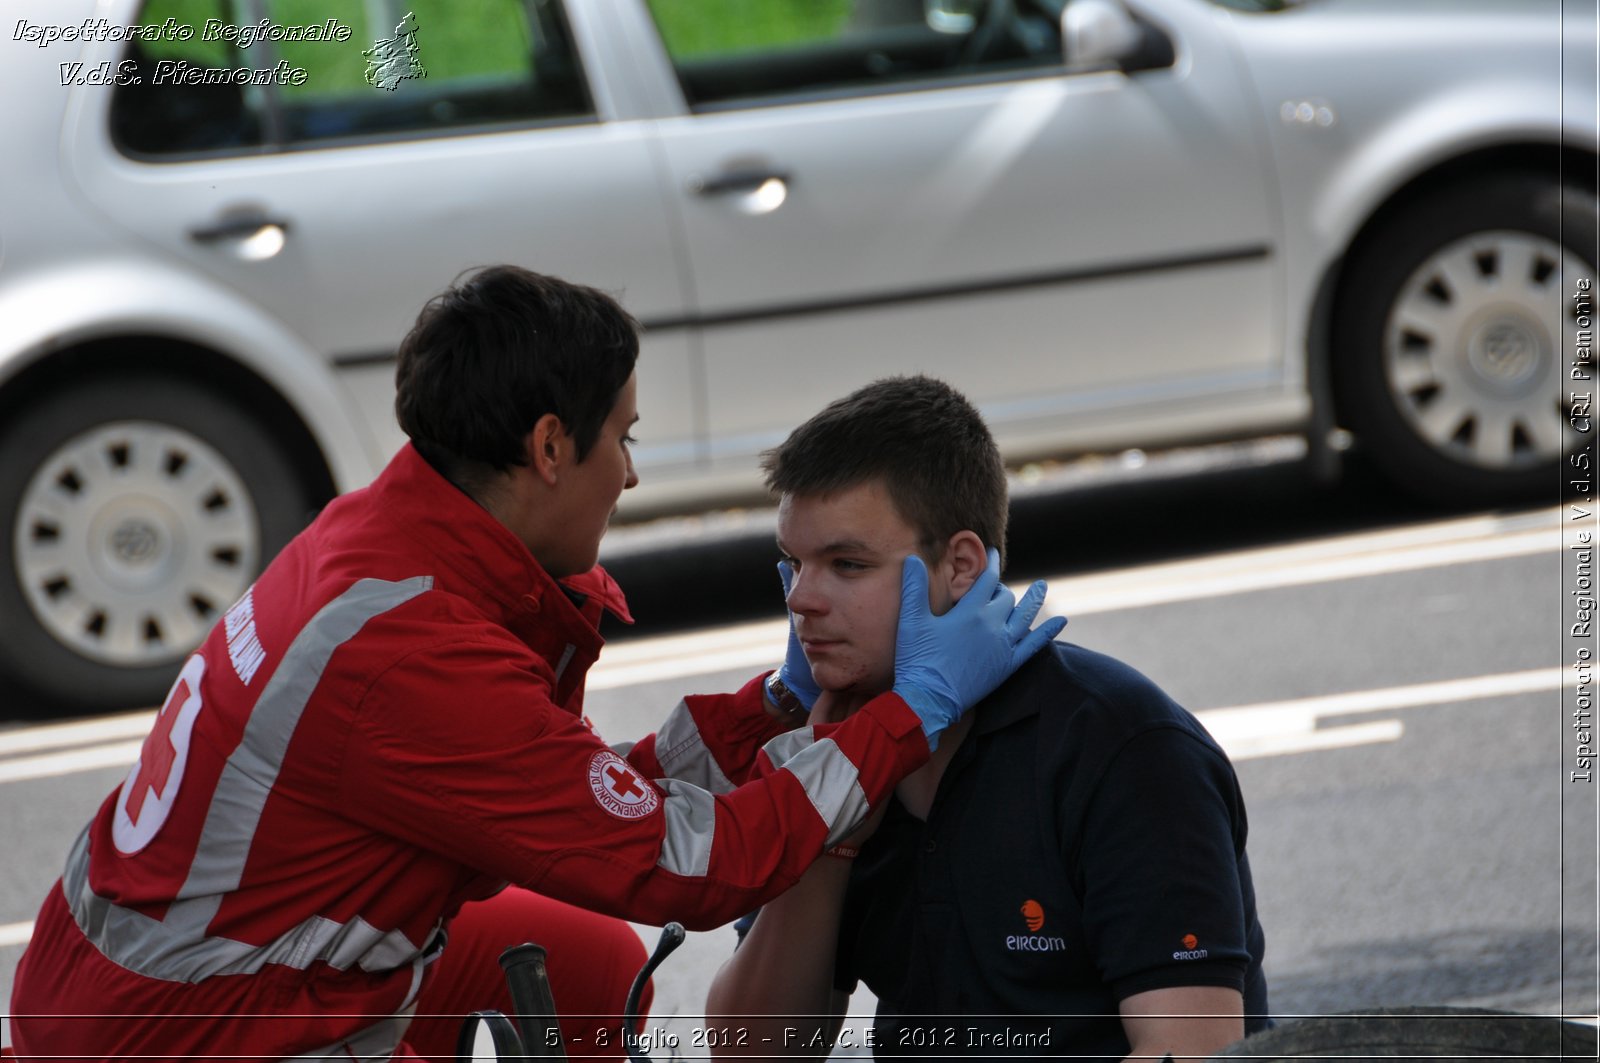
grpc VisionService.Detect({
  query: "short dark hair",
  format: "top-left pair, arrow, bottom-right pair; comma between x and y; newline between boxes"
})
762,376 -> 1008,564
394,265 -> 639,492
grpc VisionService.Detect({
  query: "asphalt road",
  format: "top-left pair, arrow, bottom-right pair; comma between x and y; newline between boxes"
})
1,451 -> 1595,1054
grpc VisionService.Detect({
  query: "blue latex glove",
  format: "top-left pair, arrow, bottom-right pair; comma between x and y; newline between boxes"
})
892,548 -> 1067,749
773,560 -> 821,711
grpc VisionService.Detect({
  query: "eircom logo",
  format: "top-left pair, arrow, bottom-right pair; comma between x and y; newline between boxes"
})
1173,933 -> 1210,960
1007,900 -> 1066,952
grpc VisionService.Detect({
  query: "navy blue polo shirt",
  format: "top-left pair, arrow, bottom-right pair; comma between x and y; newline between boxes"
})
832,641 -> 1269,1060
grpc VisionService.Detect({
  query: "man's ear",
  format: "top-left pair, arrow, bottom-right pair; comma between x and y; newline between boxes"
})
525,413 -> 570,487
944,530 -> 990,602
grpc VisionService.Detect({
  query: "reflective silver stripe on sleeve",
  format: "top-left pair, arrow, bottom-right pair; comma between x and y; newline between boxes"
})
655,779 -> 717,878
64,576 -> 435,983
761,733 -> 871,848
652,700 -> 735,794
759,726 -> 816,771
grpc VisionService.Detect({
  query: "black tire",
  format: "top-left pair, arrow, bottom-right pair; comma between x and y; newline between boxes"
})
1332,174 -> 1598,505
1212,1006 -> 1598,1061
0,375 -> 312,715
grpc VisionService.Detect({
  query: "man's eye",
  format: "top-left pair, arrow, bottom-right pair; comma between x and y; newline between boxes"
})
623,433 -> 638,445
834,559 -> 868,573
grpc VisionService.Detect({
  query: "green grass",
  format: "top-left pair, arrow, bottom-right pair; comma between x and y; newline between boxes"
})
132,0 -> 533,95
131,0 -> 851,94
647,0 -> 853,58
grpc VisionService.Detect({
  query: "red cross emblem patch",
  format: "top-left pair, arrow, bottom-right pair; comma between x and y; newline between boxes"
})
587,750 -> 660,821
114,653 -> 206,855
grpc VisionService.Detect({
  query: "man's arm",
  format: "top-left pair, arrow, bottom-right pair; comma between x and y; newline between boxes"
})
624,674 -> 802,793
1119,985 -> 1244,1063
705,689 -> 882,1058
1073,722 -> 1259,1061
704,858 -> 853,1059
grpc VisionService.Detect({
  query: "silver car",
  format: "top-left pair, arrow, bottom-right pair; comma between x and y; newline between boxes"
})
0,0 -> 1593,710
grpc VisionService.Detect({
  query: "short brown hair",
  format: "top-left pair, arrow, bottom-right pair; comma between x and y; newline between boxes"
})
395,266 -> 639,492
761,376 -> 1008,564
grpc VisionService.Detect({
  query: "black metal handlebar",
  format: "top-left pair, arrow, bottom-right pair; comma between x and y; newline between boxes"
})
499,942 -> 567,1059
458,923 -> 686,1063
624,923 -> 686,1063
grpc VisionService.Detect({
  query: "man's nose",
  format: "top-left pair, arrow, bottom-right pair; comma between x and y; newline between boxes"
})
785,567 -> 825,615
623,451 -> 639,490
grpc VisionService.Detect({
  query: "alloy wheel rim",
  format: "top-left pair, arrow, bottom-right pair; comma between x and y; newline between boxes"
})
1383,230 -> 1592,471
13,421 -> 259,667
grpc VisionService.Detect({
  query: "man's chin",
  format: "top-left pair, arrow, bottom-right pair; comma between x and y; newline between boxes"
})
820,676 -> 893,702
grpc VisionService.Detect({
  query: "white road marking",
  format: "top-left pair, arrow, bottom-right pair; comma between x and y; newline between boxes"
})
1197,667 -> 1570,761
0,709 -> 154,758
1201,667 -> 1568,723
590,621 -> 788,690
0,920 -> 33,948
0,740 -> 142,785
1221,720 -> 1406,761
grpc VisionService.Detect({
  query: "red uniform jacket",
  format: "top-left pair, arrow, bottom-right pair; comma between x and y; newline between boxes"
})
11,445 -> 929,1060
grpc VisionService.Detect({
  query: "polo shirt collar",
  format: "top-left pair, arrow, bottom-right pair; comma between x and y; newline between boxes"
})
972,647 -> 1053,736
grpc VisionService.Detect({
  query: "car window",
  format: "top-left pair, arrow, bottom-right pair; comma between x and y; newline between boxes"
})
644,0 -> 1064,111
111,0 -> 593,159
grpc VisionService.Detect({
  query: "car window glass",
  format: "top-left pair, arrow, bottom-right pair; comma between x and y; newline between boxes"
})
644,0 -> 1063,110
111,0 -> 593,159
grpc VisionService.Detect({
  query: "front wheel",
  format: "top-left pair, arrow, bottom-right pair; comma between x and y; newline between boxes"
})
1332,174 -> 1597,504
0,376 -> 313,713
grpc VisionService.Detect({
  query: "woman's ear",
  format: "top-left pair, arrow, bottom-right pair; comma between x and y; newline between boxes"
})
944,530 -> 990,602
525,413 -> 569,487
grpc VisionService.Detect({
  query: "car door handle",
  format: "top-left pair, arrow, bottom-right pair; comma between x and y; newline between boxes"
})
188,211 -> 291,243
688,170 -> 791,196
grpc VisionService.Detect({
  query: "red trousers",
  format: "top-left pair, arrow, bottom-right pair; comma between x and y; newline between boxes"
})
403,887 -> 653,1061
9,885 -> 652,1062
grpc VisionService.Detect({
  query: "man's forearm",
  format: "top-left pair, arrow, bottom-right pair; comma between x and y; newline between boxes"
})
1119,985 -> 1245,1063
705,856 -> 854,1059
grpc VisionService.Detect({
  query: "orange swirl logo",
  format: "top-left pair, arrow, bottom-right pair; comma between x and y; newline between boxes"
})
1021,900 -> 1045,932
1182,933 -> 1199,951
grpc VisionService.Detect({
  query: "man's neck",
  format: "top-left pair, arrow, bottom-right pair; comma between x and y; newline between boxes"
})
820,687 -> 974,819
897,711 -> 974,821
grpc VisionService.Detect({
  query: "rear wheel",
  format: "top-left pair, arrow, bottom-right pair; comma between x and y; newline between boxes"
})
0,375 -> 312,713
1333,174 -> 1597,504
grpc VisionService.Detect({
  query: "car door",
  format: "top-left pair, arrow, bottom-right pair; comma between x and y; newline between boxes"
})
62,0 -> 701,507
624,0 -> 1286,472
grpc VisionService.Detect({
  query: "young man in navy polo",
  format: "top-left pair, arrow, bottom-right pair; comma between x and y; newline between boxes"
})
707,376 -> 1269,1062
